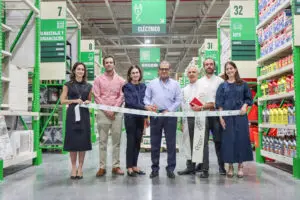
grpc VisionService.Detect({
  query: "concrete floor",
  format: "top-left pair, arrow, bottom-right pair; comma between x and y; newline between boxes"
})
1,134 -> 300,200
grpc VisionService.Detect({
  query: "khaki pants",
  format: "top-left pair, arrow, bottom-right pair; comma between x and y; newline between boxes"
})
97,111 -> 123,169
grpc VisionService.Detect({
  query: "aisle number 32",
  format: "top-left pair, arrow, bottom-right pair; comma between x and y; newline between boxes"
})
233,5 -> 243,16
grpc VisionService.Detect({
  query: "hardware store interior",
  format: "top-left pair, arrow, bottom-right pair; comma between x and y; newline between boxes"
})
1,0 -> 300,199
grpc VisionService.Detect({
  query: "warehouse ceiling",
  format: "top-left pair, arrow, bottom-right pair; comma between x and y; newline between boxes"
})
66,0 -> 230,78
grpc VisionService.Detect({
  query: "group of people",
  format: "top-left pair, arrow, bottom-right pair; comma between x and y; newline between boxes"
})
60,55 -> 253,180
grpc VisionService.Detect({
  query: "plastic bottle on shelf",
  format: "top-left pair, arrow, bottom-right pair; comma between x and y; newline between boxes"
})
277,108 -> 284,125
282,106 -> 288,125
286,75 -> 292,92
292,139 -> 297,158
269,107 -> 274,124
273,107 -> 279,124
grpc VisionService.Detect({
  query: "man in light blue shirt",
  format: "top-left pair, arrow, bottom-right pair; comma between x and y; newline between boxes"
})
144,60 -> 182,179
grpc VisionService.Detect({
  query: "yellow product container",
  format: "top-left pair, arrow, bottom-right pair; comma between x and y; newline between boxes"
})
282,76 -> 287,93
269,108 -> 274,124
273,108 -> 279,124
282,107 -> 288,125
261,83 -> 266,96
277,108 -> 284,125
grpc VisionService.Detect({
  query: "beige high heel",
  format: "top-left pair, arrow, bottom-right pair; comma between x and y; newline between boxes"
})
237,163 -> 244,178
227,164 -> 234,178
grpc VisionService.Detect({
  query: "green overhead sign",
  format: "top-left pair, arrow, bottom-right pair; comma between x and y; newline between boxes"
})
132,0 -> 166,34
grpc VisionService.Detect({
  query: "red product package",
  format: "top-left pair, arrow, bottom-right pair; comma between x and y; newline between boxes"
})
189,97 -> 203,107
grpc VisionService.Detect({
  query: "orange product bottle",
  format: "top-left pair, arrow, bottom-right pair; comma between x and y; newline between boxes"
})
268,80 -> 274,95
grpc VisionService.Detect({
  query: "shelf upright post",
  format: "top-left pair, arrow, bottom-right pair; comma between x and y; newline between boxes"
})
32,0 -> 42,165
292,0 -> 300,179
0,0 -> 3,181
217,25 -> 221,75
255,0 -> 264,164
77,29 -> 81,62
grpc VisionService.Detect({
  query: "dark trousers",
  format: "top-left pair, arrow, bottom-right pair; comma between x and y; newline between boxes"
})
202,117 -> 224,172
150,117 -> 177,172
186,117 -> 196,169
124,115 -> 144,168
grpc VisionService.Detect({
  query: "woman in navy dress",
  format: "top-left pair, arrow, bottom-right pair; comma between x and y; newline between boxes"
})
60,62 -> 92,179
216,61 -> 253,178
122,65 -> 149,177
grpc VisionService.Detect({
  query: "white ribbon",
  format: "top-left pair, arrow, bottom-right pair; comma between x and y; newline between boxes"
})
80,103 -> 241,117
74,104 -> 81,122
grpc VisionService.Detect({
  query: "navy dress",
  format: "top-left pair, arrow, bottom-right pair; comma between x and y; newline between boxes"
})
63,81 -> 92,152
215,81 -> 253,163
122,82 -> 146,168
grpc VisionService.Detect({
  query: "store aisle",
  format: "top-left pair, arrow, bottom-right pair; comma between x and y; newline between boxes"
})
1,136 -> 300,200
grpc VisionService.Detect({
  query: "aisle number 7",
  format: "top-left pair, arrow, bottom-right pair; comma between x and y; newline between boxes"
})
233,5 -> 243,16
58,6 -> 62,16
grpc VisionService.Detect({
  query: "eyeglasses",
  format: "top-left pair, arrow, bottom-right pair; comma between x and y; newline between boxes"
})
159,68 -> 170,71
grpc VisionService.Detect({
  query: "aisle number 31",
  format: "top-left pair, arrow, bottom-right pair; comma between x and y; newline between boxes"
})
233,5 -> 243,16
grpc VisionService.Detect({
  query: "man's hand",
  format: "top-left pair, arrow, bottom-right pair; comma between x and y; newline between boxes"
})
104,111 -> 115,120
220,117 -> 226,130
190,103 -> 202,111
145,105 -> 158,112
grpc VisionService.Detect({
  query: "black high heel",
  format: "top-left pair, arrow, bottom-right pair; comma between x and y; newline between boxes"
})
70,170 -> 77,179
76,170 -> 83,179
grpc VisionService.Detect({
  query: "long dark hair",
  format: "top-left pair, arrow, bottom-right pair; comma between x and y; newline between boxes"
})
70,62 -> 87,82
224,61 -> 243,85
127,65 -> 143,82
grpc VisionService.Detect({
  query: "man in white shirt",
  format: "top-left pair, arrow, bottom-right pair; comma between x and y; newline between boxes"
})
178,65 -> 201,175
190,58 -> 226,178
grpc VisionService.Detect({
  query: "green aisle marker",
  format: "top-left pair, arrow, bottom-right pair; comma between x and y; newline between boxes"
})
140,48 -> 160,82
81,40 -> 96,143
230,1 -> 256,61
132,0 -> 166,34
81,40 -> 95,81
40,1 -> 66,80
140,48 -> 160,68
198,39 -> 219,76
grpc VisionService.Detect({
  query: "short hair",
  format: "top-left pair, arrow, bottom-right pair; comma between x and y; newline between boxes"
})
203,58 -> 216,67
127,65 -> 143,82
160,60 -> 170,68
185,65 -> 200,76
102,55 -> 116,66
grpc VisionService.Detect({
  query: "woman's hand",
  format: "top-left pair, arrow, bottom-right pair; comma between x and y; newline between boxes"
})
74,99 -> 83,104
220,117 -> 226,130
144,119 -> 150,128
240,104 -> 248,115
191,103 -> 202,111
83,100 -> 91,104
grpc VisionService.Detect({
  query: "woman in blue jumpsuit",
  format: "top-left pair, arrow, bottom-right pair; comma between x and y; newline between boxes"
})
122,65 -> 148,177
216,61 -> 253,178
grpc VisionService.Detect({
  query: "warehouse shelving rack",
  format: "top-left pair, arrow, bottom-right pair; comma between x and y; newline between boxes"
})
254,0 -> 300,179
0,0 -> 41,181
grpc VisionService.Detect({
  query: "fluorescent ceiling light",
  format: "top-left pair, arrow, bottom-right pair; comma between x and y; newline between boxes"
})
167,52 -> 181,56
114,52 -> 127,56
144,39 -> 151,44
